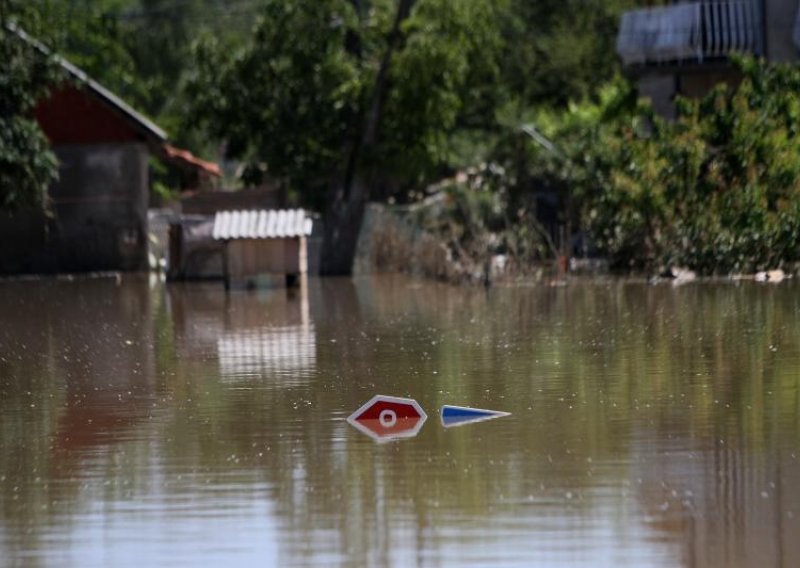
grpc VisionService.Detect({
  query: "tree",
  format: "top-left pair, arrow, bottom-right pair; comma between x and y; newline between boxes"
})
496,0 -> 644,110
0,2 -> 62,212
189,0 -> 505,274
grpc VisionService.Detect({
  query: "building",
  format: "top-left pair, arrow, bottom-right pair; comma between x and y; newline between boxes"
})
0,26 -> 217,275
213,209 -> 312,289
617,0 -> 800,117
168,209 -> 315,287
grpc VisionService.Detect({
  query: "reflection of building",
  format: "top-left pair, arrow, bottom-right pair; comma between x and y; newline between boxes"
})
617,1 -> 800,117
168,283 -> 317,383
0,277 -> 157,471
217,325 -> 316,381
217,288 -> 315,382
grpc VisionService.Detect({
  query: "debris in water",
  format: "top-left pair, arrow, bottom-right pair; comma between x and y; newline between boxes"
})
346,395 -> 427,442
440,405 -> 511,428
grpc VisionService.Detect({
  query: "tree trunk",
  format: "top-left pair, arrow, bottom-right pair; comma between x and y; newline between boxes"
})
320,0 -> 415,276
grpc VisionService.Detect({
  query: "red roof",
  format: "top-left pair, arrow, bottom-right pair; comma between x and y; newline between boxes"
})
36,85 -> 147,145
163,144 -> 221,177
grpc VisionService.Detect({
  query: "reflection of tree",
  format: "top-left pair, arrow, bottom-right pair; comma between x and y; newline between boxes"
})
0,277 -> 159,560
633,439 -> 800,567
1,277 -> 799,565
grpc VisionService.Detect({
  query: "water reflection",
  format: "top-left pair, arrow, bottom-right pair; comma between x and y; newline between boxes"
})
632,414 -> 800,567
217,324 -> 315,381
0,275 -> 798,566
166,282 -> 316,383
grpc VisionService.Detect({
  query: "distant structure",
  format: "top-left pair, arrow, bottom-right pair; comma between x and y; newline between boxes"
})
617,0 -> 800,118
163,144 -> 222,193
213,209 -> 313,289
168,209 -> 315,288
180,185 -> 283,216
0,26 -> 218,275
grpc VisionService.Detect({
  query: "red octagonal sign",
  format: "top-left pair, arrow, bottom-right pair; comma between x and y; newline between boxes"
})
347,395 -> 427,441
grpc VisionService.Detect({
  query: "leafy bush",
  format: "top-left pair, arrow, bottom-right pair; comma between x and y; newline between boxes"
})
0,19 -> 62,212
537,59 -> 800,274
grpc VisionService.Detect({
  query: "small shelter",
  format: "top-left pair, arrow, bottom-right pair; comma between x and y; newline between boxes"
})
212,209 -> 313,289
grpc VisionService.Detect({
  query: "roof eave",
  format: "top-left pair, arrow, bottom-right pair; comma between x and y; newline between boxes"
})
6,23 -> 167,144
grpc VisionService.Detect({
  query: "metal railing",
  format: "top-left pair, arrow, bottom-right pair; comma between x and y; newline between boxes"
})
617,1 -> 764,66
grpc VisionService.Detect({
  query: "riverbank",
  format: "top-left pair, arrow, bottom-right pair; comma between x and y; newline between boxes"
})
353,202 -> 800,286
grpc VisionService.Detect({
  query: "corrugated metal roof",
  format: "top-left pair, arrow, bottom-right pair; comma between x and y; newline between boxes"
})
212,209 -> 313,240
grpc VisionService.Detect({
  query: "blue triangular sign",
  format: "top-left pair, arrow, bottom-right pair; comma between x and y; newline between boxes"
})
440,405 -> 511,428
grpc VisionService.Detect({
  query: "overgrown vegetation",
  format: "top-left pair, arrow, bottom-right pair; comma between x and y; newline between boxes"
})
529,58 -> 800,275
6,1 -> 800,275
0,1 -> 62,211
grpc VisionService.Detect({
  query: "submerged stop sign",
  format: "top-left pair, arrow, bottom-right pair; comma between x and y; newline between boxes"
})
346,395 -> 427,441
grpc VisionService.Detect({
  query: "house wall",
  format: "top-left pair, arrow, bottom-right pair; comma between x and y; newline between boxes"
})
764,0 -> 800,62
226,237 -> 306,288
627,0 -> 800,119
637,75 -> 678,119
180,185 -> 283,215
36,86 -> 142,145
678,68 -> 743,98
0,142 -> 149,274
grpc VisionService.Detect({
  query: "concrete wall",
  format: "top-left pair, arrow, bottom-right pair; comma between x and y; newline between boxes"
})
0,142 -> 149,274
166,218 -> 224,280
764,0 -> 800,62
180,186 -> 283,215
637,74 -> 678,119
631,0 -> 800,119
678,68 -> 743,98
637,67 -> 745,119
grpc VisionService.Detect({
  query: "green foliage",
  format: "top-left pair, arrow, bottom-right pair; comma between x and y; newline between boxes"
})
4,0 -> 647,202
536,59 -> 800,274
499,0 -> 638,109
43,1 -> 145,104
380,0 -> 504,178
0,4 -> 62,212
189,0 -> 363,190
16,0 -> 257,156
188,0 -> 505,199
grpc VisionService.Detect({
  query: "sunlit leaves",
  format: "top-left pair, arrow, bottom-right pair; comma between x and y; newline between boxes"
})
0,9 -> 62,211
547,58 -> 800,274
188,0 -> 364,190
187,0 -> 504,197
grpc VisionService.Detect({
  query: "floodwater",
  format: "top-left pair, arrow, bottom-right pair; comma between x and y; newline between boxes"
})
1,275 -> 799,567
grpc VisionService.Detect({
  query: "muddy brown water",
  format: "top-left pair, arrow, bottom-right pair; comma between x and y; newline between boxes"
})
1,275 -> 798,567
